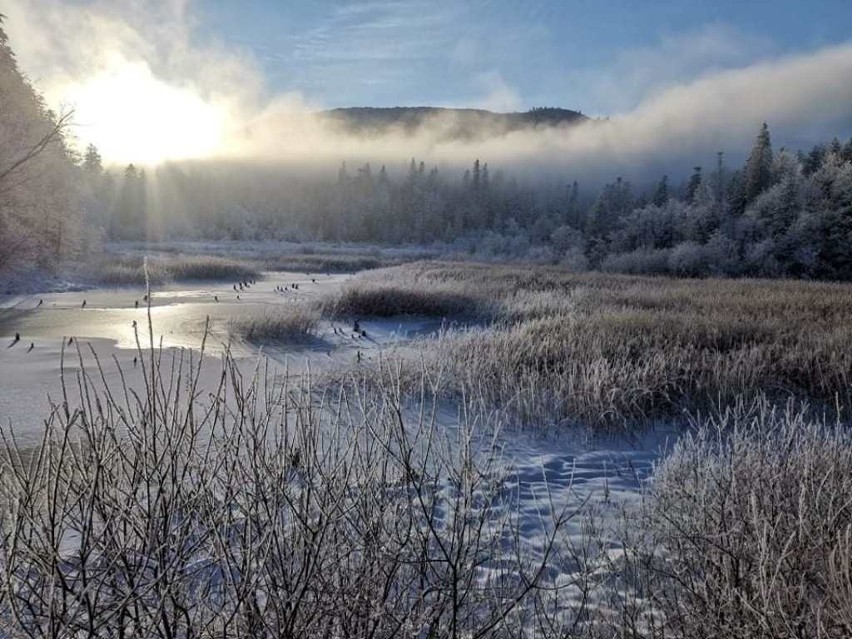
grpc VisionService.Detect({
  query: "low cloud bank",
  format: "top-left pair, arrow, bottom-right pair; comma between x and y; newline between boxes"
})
7,1 -> 852,179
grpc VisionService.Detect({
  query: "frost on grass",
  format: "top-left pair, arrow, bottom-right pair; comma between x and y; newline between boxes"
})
92,254 -> 260,285
325,262 -> 852,430
608,399 -> 852,637
0,325 -> 598,637
228,305 -> 320,342
4,264 -> 852,636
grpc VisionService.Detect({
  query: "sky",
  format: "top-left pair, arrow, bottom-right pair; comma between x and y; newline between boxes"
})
4,0 -> 852,169
196,0 -> 852,114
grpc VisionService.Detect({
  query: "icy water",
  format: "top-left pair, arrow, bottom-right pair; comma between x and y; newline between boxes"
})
0,268 -> 671,483
0,271 -> 467,441
0,268 -> 673,625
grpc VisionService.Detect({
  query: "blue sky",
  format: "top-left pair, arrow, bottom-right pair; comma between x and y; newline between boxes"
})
196,0 -> 852,114
7,0 -> 852,167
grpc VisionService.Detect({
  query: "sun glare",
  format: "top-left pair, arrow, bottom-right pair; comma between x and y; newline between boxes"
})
68,62 -> 227,166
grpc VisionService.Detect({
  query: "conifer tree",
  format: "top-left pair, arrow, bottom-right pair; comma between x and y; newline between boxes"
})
744,122 -> 774,203
652,175 -> 669,206
686,166 -> 702,203
83,144 -> 102,174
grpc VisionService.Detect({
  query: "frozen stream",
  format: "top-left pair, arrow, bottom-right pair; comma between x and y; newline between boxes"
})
0,269 -> 673,565
0,271 -> 446,440
0,268 -> 678,625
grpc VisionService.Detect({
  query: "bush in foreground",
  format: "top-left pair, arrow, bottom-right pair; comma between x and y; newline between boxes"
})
0,326 -> 579,637
611,400 -> 852,637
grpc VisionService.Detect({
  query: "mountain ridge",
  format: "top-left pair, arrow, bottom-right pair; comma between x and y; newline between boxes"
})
320,106 -> 587,139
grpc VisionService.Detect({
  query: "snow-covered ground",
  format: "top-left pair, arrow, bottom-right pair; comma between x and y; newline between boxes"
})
0,264 -> 672,490
0,267 -> 677,630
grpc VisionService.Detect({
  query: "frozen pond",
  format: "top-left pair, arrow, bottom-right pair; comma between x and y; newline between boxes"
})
0,269 -> 671,523
0,271 -> 473,440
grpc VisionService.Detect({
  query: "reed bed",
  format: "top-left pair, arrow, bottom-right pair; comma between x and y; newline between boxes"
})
318,283 -> 489,318
228,305 -> 321,342
259,252 -> 404,273
92,254 -> 260,285
322,262 -> 852,428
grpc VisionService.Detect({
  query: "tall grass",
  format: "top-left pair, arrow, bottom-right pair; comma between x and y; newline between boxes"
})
318,282 -> 489,318
92,254 -> 259,285
260,252 -> 402,273
228,306 -> 320,342
325,262 -> 852,428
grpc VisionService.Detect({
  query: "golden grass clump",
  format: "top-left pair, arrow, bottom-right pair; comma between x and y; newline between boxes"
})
317,283 -> 487,318
325,261 -> 852,428
229,306 -> 320,342
94,254 -> 259,285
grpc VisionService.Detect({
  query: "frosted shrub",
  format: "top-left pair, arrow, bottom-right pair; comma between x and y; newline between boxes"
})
0,327 -> 575,636
618,400 -> 852,637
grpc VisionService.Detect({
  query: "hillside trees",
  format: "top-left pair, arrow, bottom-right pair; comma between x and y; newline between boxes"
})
70,114 -> 852,281
0,18 -> 82,270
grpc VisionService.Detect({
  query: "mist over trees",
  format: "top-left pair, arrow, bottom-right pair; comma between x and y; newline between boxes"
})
2,13 -> 851,281
88,123 -> 852,280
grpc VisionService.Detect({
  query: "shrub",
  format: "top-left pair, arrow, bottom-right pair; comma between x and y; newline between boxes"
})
0,325 -> 573,636
617,400 -> 852,636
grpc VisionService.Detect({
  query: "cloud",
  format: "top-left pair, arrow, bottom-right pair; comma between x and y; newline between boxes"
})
229,41 -> 852,179
582,24 -> 777,115
465,71 -> 523,112
5,1 -> 852,180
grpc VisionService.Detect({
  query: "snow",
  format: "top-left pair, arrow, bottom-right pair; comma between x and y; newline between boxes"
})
0,267 -> 677,628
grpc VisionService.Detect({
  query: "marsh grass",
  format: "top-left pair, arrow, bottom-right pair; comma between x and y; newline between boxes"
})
322,262 -> 852,428
260,252 -> 402,273
318,283 -> 489,318
110,240 -> 434,274
228,305 -> 320,342
92,254 -> 260,285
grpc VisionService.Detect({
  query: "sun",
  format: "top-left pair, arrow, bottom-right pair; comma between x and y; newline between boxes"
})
67,62 -> 228,166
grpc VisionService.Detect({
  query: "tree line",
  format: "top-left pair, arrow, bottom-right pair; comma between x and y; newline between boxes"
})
0,18 -> 85,272
86,122 -> 852,280
2,13 -> 851,281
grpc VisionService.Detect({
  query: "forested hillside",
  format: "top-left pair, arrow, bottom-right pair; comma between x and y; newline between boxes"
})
0,18 -> 84,271
322,106 -> 587,139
